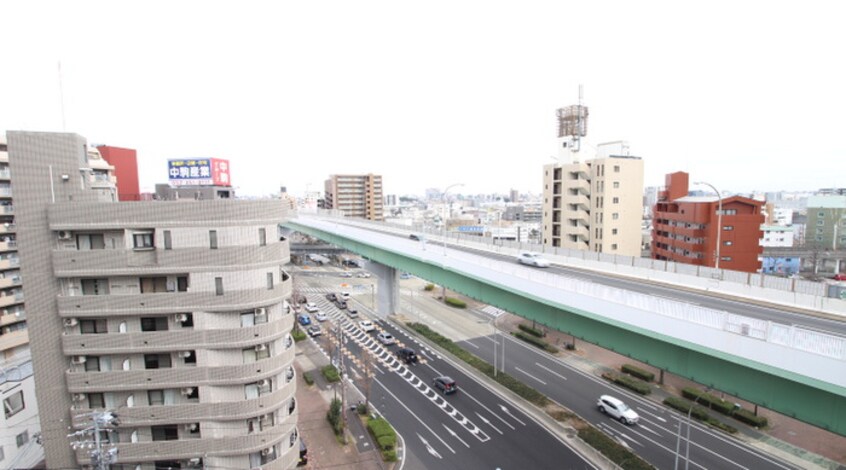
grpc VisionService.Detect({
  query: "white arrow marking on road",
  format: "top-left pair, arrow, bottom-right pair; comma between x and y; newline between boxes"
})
515,366 -> 547,385
498,404 -> 526,426
418,434 -> 443,459
635,424 -> 662,438
534,362 -> 567,381
636,407 -> 667,423
475,412 -> 503,435
465,340 -> 480,349
442,424 -> 470,448
617,432 -> 643,448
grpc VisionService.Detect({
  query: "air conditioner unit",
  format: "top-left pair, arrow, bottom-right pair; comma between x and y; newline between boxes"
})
261,447 -> 273,457
181,387 -> 195,396
185,423 -> 199,432
254,307 -> 267,316
255,344 -> 267,352
71,355 -> 87,364
73,393 -> 87,402
63,318 -> 79,327
179,351 -> 193,358
258,379 -> 271,389
188,457 -> 201,466
58,230 -> 73,240
174,313 -> 188,323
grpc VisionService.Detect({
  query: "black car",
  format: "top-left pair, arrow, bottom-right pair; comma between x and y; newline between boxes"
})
433,376 -> 457,394
334,299 -> 347,309
326,293 -> 337,302
396,347 -> 418,364
409,234 -> 420,241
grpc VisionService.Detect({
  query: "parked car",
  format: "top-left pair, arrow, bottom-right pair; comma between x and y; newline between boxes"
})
304,302 -> 318,313
399,272 -> 412,280
334,299 -> 347,309
339,292 -> 351,300
376,332 -> 395,345
306,325 -> 322,337
833,273 -> 846,281
359,320 -> 375,332
597,395 -> 639,425
297,314 -> 311,326
347,306 -> 358,315
326,293 -> 337,302
396,347 -> 418,364
432,376 -> 457,394
314,311 -> 328,322
517,252 -> 551,267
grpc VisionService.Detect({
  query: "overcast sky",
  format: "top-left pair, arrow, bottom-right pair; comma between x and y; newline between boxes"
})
2,1 -> 843,198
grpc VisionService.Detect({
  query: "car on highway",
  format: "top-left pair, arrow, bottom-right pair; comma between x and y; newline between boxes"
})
340,271 -> 353,278
517,252 -> 551,268
376,332 -> 395,345
396,347 -> 418,364
356,272 -> 372,278
597,395 -> 639,425
314,311 -> 328,322
297,314 -> 311,326
409,233 -> 424,241
359,320 -> 375,332
326,293 -> 337,302
304,302 -> 318,313
432,376 -> 457,394
306,325 -> 322,337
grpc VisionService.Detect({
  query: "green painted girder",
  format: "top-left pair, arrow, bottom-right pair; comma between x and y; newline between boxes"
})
285,221 -> 846,436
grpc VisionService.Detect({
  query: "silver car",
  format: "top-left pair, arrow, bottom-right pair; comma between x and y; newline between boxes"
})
597,395 -> 639,425
517,252 -> 550,268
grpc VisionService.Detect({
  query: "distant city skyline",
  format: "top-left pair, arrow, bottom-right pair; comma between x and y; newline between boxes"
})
1,2 -> 843,199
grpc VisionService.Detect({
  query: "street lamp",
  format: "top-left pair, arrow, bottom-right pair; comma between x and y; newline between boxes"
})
694,182 -> 723,270
674,387 -> 711,470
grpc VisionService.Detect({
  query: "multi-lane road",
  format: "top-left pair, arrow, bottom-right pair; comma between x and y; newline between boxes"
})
294,267 -> 805,470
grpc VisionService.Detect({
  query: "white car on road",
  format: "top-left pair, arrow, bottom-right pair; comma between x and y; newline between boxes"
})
304,302 -> 319,313
517,252 -> 550,268
359,320 -> 375,332
376,332 -> 395,345
314,311 -> 328,322
597,395 -> 639,425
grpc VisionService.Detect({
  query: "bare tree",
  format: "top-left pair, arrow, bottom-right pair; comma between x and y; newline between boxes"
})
360,348 -> 376,414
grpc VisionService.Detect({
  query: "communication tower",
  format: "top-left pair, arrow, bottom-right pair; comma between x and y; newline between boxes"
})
556,85 -> 589,162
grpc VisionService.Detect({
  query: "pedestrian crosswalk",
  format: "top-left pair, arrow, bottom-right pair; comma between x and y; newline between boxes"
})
480,305 -> 507,317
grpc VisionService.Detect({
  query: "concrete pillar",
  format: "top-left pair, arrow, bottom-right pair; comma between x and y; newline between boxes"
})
367,261 -> 397,320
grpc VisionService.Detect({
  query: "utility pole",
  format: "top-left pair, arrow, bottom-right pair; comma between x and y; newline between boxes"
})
69,410 -> 119,470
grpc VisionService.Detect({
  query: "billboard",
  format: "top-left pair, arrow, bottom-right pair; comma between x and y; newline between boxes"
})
168,158 -> 231,187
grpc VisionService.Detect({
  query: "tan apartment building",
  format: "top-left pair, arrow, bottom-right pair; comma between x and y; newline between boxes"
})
542,142 -> 644,257
324,174 -> 384,221
9,131 -> 299,470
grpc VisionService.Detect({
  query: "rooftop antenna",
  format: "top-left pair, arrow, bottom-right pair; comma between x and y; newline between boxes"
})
58,61 -> 66,131
555,85 -> 589,163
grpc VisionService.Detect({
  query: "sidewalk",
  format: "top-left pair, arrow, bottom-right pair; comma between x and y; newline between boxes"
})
295,345 -> 384,470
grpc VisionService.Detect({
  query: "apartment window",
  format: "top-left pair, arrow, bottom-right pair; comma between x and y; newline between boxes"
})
215,277 -> 224,296
613,181 -> 620,189
148,390 -> 164,406
88,393 -> 105,409
612,213 -> 619,220
816,236 -> 823,242
133,232 -> 154,250
4,391 -> 24,418
141,317 -> 169,332
140,276 -> 168,293
84,356 -> 101,372
724,241 -> 733,246
183,351 -> 197,365
80,319 -> 107,334
723,226 -> 734,231
76,234 -> 105,250
209,230 -> 218,249
613,165 -> 620,172
612,197 -> 619,204
612,229 -> 618,235
15,431 -> 28,448
179,313 -> 194,328
81,278 -> 109,295
267,272 -> 274,290
817,220 -> 825,226
721,256 -> 732,261
818,211 -> 825,217
611,244 -> 618,250
144,354 -> 172,370
177,276 -> 189,292
259,228 -> 267,246
151,425 -> 179,441
816,228 -> 824,234
163,230 -> 172,250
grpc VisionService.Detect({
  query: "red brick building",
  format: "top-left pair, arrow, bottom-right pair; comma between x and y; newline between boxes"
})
96,145 -> 140,201
652,172 -> 764,272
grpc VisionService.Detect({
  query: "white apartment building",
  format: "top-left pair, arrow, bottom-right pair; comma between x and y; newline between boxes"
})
9,131 -> 299,470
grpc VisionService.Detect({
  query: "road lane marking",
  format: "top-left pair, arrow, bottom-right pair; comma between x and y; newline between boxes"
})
374,376 -> 456,454
475,412 -> 503,434
534,362 -> 567,381
636,408 -> 667,423
417,434 -> 442,459
443,424 -> 470,448
515,366 -> 547,385
498,404 -> 526,426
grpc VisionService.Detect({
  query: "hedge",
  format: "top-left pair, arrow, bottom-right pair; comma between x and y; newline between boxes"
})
578,426 -> 654,470
621,364 -> 654,382
408,322 -> 549,407
733,408 -> 768,428
321,365 -> 340,383
327,398 -> 344,436
292,330 -> 307,342
664,396 -> 710,421
602,372 -> 651,395
681,387 -> 734,415
424,283 -> 435,291
302,372 -> 314,386
518,323 -> 544,337
444,297 -> 467,308
367,417 -> 399,462
513,331 -> 559,353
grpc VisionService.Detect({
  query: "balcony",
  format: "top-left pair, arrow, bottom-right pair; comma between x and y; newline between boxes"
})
0,276 -> 21,289
0,150 -> 7,163
0,329 -> 28,351
0,240 -> 17,252
0,170 -> 9,180
66,345 -> 295,392
568,178 -> 591,194
564,225 -> 589,240
0,224 -> 16,233
0,312 -> 25,328
563,210 -> 589,226
0,258 -> 20,270
0,292 -> 24,308
61,316 -> 293,355
57,282 -> 292,317
0,188 -> 11,198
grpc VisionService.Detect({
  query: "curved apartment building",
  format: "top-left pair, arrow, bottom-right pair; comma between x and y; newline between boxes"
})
9,132 -> 298,469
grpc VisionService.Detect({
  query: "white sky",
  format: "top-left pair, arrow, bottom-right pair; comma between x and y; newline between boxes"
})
2,1 -> 844,198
